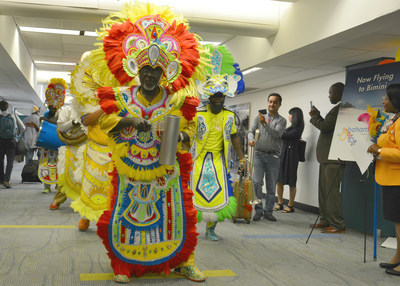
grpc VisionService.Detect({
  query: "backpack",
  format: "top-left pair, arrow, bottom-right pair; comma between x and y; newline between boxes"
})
0,114 -> 15,140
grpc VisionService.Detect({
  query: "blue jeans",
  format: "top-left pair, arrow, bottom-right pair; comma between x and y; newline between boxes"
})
252,151 -> 281,215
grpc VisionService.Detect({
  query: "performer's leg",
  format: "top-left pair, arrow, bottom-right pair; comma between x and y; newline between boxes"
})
78,216 -> 90,231
111,258 -> 133,284
174,252 -> 206,282
206,221 -> 218,241
42,183 -> 51,194
49,186 -> 67,210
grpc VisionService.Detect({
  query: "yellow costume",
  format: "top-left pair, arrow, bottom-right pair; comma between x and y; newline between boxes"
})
191,105 -> 238,222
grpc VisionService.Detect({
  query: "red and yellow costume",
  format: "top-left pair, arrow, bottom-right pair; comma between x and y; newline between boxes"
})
89,2 -> 208,279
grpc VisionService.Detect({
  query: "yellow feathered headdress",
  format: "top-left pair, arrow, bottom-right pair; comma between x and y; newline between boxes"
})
45,78 -> 68,109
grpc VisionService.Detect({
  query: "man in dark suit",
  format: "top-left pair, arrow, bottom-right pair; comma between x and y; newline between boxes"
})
309,82 -> 346,233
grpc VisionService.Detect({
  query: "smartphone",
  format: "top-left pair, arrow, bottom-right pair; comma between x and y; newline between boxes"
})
258,109 -> 267,115
310,101 -> 313,108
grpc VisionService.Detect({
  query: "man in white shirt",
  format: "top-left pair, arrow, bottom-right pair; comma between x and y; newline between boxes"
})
23,106 -> 41,162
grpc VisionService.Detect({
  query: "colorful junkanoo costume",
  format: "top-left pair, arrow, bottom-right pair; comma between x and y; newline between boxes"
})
90,3 -> 208,283
38,78 -> 67,189
190,45 -> 244,240
55,104 -> 87,204
69,51 -> 114,229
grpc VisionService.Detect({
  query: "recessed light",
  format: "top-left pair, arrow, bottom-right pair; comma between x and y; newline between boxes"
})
243,67 -> 262,75
35,61 -> 76,66
20,26 -> 80,36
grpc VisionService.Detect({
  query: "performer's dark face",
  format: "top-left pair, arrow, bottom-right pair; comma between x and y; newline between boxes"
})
139,65 -> 163,91
210,92 -> 225,107
48,106 -> 57,115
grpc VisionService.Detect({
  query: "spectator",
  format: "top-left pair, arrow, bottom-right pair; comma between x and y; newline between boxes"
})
23,106 -> 41,162
248,93 -> 287,222
0,100 -> 24,188
367,83 -> 400,276
309,82 -> 346,233
274,107 -> 305,213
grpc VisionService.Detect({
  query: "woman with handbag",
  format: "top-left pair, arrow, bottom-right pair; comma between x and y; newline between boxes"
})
367,83 -> 400,276
274,107 -> 304,213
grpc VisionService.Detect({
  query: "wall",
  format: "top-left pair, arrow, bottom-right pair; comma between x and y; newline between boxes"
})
225,72 -> 345,207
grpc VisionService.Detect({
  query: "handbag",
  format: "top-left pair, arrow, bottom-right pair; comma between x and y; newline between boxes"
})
15,136 -> 27,156
297,139 -> 306,162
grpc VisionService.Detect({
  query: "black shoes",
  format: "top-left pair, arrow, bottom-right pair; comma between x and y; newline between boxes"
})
380,262 -> 400,269
386,268 -> 400,276
253,212 -> 277,222
252,213 -> 262,221
379,261 -> 400,276
263,213 -> 277,222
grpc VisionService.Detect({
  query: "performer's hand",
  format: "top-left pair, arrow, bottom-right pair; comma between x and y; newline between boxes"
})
249,140 -> 255,147
178,131 -> 187,142
131,117 -> 151,132
309,106 -> 320,117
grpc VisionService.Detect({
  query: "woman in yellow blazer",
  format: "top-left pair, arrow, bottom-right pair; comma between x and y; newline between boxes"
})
368,83 -> 400,277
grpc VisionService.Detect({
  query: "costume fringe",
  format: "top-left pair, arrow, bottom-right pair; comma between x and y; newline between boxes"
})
70,197 -> 104,222
98,87 -> 120,114
180,97 -> 200,121
57,174 -> 80,200
197,196 -> 237,223
96,151 -> 198,278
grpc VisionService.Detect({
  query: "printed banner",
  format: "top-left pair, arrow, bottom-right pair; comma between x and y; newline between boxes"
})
329,61 -> 400,174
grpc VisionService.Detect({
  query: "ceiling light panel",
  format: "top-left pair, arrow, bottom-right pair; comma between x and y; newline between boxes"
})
20,26 -> 80,36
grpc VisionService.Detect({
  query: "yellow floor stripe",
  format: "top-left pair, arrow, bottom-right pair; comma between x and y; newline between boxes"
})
81,270 -> 237,281
0,225 -> 75,229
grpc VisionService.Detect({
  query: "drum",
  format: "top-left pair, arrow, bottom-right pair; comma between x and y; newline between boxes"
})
57,123 -> 87,146
36,120 -> 66,150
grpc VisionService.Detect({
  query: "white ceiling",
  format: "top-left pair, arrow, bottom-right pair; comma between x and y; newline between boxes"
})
0,0 -> 400,115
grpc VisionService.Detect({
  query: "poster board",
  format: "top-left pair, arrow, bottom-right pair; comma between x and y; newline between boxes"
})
329,61 -> 400,173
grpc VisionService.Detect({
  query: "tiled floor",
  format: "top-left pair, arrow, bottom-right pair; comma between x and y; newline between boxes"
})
0,162 -> 399,285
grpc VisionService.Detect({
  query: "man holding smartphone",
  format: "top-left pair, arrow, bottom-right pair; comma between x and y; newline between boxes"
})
248,93 -> 287,221
309,82 -> 346,233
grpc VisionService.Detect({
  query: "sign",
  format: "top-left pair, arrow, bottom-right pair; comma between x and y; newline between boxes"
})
329,61 -> 400,173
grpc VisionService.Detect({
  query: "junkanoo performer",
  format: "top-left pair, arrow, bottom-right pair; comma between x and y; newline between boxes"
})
39,78 -> 67,197
48,103 -> 88,211
91,3 -> 209,283
190,45 -> 245,240
68,51 -> 114,231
